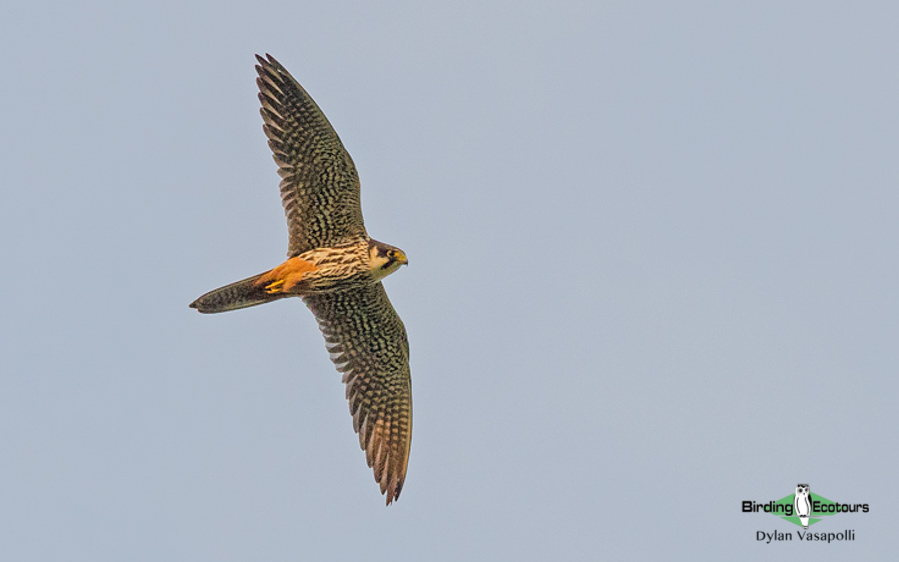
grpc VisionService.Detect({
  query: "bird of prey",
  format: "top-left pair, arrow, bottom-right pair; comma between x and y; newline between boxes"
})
190,54 -> 412,505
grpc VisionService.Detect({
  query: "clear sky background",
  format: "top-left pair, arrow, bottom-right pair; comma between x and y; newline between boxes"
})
1,1 -> 896,560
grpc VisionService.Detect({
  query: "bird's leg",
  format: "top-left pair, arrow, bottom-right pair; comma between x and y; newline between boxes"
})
254,257 -> 318,294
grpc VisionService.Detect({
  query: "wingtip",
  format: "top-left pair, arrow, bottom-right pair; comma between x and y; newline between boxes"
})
381,476 -> 404,506
255,53 -> 279,67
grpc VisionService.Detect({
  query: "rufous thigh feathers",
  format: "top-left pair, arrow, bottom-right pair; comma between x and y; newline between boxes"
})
254,257 -> 318,294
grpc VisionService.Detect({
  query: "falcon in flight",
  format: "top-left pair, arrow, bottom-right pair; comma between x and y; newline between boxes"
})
190,54 -> 412,505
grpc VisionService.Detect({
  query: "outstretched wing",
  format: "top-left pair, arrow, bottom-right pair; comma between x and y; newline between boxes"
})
255,54 -> 367,256
304,283 -> 412,505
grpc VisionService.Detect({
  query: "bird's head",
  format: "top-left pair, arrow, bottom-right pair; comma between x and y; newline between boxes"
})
369,240 -> 408,280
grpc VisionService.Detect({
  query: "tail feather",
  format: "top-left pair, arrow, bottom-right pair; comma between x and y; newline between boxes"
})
190,272 -> 286,313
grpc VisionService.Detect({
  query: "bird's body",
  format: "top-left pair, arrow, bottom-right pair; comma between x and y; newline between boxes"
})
190,54 -> 412,505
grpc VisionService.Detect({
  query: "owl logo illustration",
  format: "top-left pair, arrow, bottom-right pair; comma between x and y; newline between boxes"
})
794,484 -> 811,529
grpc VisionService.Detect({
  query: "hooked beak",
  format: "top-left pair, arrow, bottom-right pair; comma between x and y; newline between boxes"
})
395,250 -> 408,266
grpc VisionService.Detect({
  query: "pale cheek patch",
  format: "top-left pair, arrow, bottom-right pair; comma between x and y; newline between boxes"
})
368,249 -> 390,273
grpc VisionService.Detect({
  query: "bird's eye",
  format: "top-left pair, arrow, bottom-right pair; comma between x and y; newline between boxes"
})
386,250 -> 395,258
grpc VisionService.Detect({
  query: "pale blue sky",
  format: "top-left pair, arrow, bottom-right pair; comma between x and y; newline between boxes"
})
1,1 -> 897,560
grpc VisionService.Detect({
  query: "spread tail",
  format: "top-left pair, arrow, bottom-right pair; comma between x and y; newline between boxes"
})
190,272 -> 287,313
